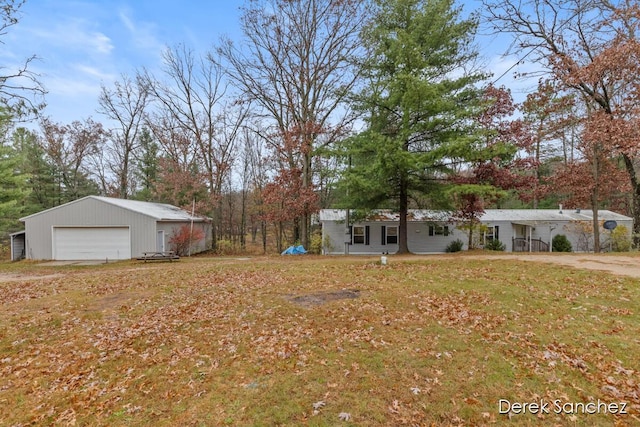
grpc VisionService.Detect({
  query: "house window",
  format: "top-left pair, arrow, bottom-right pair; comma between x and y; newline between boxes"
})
352,226 -> 371,245
386,226 -> 398,244
485,226 -> 499,242
353,226 -> 365,244
428,224 -> 449,236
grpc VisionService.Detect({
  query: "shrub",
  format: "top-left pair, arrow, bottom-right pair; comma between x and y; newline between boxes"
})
0,242 -> 9,260
169,225 -> 206,256
445,239 -> 464,253
323,234 -> 335,254
484,239 -> 506,251
552,234 -> 572,252
309,230 -> 323,254
610,225 -> 631,252
216,239 -> 236,256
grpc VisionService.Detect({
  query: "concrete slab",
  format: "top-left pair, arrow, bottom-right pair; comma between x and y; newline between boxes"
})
38,260 -> 108,267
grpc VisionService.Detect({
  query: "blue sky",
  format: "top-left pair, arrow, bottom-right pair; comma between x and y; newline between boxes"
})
3,0 -> 245,124
2,0 -> 534,127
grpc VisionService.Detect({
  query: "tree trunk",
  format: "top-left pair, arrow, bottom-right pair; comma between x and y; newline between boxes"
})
276,222 -> 283,253
120,153 -> 129,199
623,153 -> 640,248
301,150 -> 312,249
397,175 -> 410,254
591,195 -> 600,253
210,220 -> 217,252
592,147 -> 600,253
261,221 -> 267,254
240,189 -> 247,251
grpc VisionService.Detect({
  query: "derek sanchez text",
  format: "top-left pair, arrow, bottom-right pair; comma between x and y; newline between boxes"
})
499,399 -> 628,415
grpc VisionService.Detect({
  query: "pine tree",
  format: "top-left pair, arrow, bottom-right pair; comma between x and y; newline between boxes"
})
133,128 -> 159,201
339,0 -> 487,253
13,127 -> 58,213
0,109 -> 30,235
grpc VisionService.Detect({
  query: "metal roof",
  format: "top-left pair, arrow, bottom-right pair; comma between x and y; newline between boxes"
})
319,209 -> 632,223
481,209 -> 631,222
319,209 -> 451,222
92,196 -> 208,221
20,196 -> 209,222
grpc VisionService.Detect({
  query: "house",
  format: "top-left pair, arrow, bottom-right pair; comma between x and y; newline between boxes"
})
319,208 -> 633,254
12,196 -> 210,261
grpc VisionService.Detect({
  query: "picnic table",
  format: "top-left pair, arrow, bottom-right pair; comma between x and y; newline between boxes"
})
137,251 -> 180,262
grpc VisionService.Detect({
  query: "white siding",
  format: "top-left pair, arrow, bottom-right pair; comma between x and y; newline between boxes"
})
24,198 -> 155,259
322,221 -> 468,254
321,209 -> 633,254
156,221 -> 211,254
321,220 -> 349,254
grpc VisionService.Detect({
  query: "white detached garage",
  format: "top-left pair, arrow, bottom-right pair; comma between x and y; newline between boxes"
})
19,196 -> 210,261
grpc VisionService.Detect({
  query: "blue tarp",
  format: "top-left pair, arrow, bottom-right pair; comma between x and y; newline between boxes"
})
281,245 -> 307,255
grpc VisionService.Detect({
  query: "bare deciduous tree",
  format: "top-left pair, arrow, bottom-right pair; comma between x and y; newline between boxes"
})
219,0 -> 368,248
39,117 -> 105,203
1,0 -> 46,118
142,45 -> 247,249
98,74 -> 149,198
483,0 -> 640,246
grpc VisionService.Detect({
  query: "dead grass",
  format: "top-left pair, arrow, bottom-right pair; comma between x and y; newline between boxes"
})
0,255 -> 639,426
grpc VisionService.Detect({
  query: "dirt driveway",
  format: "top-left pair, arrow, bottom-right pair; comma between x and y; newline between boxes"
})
463,253 -> 640,279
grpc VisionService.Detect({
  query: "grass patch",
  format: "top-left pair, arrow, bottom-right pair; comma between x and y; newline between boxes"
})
0,255 -> 638,426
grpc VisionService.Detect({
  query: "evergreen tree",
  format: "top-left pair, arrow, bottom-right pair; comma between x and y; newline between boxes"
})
133,128 -> 159,201
12,127 -> 57,213
339,0 -> 487,253
0,109 -> 30,235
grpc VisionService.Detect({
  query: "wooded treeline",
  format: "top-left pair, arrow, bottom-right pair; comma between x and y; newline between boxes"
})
1,0 -> 639,255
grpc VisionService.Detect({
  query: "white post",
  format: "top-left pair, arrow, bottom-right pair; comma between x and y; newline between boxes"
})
188,199 -> 195,256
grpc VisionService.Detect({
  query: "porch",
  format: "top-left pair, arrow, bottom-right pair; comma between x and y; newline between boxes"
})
512,237 -> 549,252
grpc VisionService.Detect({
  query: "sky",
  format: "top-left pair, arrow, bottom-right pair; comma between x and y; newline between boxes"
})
1,0 -> 536,128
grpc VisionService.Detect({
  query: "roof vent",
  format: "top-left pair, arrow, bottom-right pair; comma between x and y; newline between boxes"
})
559,204 -> 563,214
576,208 -> 581,214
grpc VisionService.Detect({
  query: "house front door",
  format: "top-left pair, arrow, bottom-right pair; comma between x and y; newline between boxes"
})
156,230 -> 165,252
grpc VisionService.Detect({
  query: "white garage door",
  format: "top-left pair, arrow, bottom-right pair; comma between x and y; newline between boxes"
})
53,227 -> 131,260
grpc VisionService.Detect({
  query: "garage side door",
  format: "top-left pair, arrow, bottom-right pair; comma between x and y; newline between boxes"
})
53,227 -> 131,260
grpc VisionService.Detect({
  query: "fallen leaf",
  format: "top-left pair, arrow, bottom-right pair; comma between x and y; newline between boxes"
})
313,401 -> 325,410
338,412 -> 351,421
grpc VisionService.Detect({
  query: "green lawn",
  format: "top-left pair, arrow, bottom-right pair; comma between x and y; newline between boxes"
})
0,255 -> 638,426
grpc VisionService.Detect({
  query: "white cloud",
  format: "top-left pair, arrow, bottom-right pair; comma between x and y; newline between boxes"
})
90,32 -> 114,55
74,64 -> 116,82
117,7 -> 164,54
27,21 -> 113,59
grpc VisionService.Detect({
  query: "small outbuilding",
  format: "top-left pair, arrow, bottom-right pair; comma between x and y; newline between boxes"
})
17,196 -> 210,261
319,208 -> 633,254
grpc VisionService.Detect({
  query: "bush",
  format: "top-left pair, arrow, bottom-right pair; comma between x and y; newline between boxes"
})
484,239 -> 506,251
309,230 -> 323,254
552,234 -> 572,252
445,239 -> 464,253
611,225 -> 631,252
216,239 -> 237,256
169,225 -> 206,256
